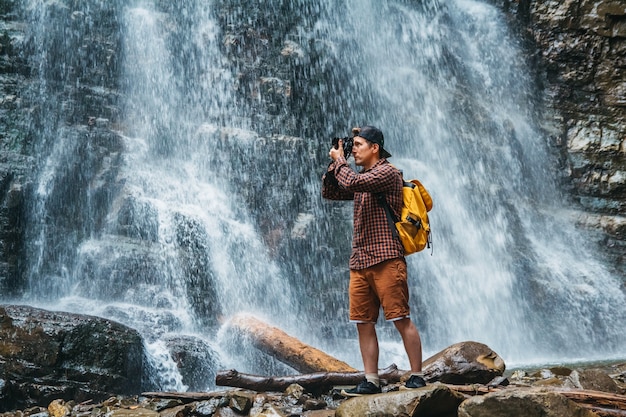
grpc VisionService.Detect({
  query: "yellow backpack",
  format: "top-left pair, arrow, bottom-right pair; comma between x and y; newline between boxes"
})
380,179 -> 433,255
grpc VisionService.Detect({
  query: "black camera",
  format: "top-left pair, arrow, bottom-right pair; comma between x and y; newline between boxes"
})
332,136 -> 354,157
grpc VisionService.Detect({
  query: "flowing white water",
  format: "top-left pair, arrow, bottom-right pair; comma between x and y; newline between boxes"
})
144,339 -> 189,392
14,0 -> 626,390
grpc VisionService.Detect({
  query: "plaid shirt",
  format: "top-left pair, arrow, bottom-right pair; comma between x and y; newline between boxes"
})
322,157 -> 404,269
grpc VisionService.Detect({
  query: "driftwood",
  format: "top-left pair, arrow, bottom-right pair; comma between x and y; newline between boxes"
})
214,364 -> 404,392
555,389 -> 626,417
225,313 -> 356,373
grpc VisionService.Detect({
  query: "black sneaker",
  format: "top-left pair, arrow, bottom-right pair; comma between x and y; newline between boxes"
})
340,379 -> 381,397
404,374 -> 427,389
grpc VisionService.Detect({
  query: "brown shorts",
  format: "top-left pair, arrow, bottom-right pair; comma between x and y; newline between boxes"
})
349,258 -> 410,323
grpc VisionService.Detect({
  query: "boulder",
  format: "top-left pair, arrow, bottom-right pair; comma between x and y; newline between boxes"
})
423,341 -> 505,384
335,385 -> 465,417
162,335 -> 221,392
0,305 -> 144,412
566,368 -> 622,394
458,387 -> 599,417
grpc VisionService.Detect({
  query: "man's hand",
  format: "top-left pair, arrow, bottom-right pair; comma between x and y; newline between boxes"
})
329,139 -> 344,161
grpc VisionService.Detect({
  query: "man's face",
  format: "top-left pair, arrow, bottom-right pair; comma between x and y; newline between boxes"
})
352,136 -> 379,168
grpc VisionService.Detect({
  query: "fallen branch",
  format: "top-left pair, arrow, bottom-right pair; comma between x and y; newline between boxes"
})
214,364 -> 404,392
555,389 -> 626,409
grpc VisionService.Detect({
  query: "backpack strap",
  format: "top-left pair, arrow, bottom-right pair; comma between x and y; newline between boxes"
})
377,194 -> 400,240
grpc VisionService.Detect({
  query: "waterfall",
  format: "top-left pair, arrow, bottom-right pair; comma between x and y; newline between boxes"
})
13,0 -> 625,391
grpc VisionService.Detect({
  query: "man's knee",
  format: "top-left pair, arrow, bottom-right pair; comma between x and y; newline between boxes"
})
393,317 -> 417,334
357,322 -> 376,334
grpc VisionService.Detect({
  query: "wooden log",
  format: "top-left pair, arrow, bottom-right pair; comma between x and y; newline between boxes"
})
555,389 -> 626,409
555,389 -> 626,416
226,313 -> 357,373
214,364 -> 404,392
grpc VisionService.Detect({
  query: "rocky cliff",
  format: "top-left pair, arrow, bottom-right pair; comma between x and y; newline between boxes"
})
496,0 -> 626,274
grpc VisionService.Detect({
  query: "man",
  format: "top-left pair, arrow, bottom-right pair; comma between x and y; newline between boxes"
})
322,125 -> 427,396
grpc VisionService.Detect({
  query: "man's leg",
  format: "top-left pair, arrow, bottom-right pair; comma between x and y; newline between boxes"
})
341,322 -> 382,396
357,322 -> 379,374
393,317 -> 422,372
342,267 -> 383,396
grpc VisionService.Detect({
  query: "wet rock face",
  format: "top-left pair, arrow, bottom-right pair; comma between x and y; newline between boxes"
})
0,0 -> 124,297
495,0 -> 626,271
0,305 -> 144,412
0,1 -> 32,297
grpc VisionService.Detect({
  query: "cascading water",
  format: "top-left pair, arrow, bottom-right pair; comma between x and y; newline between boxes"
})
12,0 -> 626,391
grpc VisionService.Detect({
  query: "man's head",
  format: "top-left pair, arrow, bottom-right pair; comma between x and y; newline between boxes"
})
352,125 -> 391,169
356,126 -> 391,158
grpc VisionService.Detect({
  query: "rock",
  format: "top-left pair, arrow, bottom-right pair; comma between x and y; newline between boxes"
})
487,375 -> 510,387
229,391 -> 255,414
335,385 -> 465,417
250,404 -> 286,417
196,398 -> 231,416
458,387 -> 600,417
550,366 -> 574,376
534,376 -> 565,387
162,335 -> 221,391
157,404 -> 187,417
149,399 -> 184,412
47,399 -> 71,417
565,368 -> 622,393
423,341 -> 505,384
284,383 -> 305,399
109,408 -> 159,417
302,398 -> 327,411
0,305 -> 144,412
214,406 -> 241,417
302,411 -> 335,417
